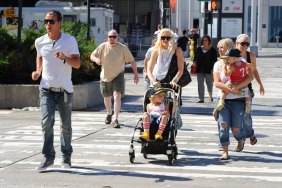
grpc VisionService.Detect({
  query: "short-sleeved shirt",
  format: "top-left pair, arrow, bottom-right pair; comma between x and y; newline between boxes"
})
35,33 -> 80,93
145,46 -> 154,61
213,60 -> 245,100
177,36 -> 189,51
229,61 -> 248,83
92,42 -> 134,82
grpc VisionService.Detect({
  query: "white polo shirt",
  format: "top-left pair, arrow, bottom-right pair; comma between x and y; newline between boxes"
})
35,33 -> 80,93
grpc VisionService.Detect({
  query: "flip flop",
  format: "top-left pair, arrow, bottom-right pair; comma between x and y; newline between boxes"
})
236,140 -> 245,152
218,147 -> 224,151
250,136 -> 257,145
220,154 -> 229,160
213,108 -> 220,121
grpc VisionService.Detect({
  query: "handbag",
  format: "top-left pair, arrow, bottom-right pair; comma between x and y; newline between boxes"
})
160,53 -> 192,87
190,64 -> 197,75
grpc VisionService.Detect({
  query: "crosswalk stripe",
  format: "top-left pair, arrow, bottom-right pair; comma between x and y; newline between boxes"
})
1,112 -> 282,183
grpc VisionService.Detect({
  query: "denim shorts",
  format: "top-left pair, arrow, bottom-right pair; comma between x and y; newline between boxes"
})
100,72 -> 125,97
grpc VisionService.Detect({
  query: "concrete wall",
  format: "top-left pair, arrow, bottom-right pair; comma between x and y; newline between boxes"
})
0,82 -> 104,110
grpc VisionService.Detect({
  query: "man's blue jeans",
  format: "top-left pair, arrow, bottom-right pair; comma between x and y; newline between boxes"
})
39,88 -> 73,160
217,99 -> 245,147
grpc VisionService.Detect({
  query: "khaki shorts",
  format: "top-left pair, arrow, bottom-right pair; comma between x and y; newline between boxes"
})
100,72 -> 125,97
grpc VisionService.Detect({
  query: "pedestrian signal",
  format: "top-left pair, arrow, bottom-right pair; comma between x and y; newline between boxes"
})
3,7 -> 15,17
211,0 -> 221,11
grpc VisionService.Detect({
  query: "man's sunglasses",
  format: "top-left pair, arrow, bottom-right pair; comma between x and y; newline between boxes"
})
161,36 -> 171,41
239,42 -> 250,47
108,36 -> 117,39
44,19 -> 58,25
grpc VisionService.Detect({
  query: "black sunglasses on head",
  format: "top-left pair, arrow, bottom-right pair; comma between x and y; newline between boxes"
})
161,36 -> 171,41
108,36 -> 117,39
239,42 -> 250,47
44,19 -> 58,25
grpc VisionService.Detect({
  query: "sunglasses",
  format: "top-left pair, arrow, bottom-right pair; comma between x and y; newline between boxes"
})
239,42 -> 250,47
161,36 -> 171,41
108,36 -> 117,39
44,19 -> 58,25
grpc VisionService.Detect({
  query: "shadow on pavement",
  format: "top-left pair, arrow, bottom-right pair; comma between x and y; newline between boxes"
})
39,166 -> 192,182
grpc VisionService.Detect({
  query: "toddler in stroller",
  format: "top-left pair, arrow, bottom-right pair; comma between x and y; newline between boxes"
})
129,86 -> 179,165
140,87 -> 170,141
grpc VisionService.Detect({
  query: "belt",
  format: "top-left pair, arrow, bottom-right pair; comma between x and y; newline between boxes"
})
225,98 -> 245,102
48,87 -> 65,92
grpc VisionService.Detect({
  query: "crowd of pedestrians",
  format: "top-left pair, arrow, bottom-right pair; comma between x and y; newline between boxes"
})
31,10 -> 264,171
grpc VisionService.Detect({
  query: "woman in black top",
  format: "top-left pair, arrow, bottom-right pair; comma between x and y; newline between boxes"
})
193,35 -> 218,103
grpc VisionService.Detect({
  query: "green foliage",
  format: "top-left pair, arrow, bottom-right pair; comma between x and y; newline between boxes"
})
0,21 -> 100,85
61,21 -> 101,84
0,28 -> 17,59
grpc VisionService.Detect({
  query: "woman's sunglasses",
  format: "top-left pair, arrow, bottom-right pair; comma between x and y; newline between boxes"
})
239,42 -> 250,47
44,19 -> 58,25
161,36 -> 171,41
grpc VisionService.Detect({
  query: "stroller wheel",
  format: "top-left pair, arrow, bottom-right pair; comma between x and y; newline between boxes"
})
143,153 -> 148,159
129,154 -> 135,163
129,146 -> 135,163
173,147 -> 178,160
168,154 -> 173,165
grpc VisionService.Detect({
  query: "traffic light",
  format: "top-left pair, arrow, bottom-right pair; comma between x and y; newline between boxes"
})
211,0 -> 221,11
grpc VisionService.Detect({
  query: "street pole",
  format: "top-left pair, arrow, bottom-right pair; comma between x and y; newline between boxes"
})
87,0 -> 90,40
160,0 -> 163,28
203,2 -> 208,35
17,0 -> 23,49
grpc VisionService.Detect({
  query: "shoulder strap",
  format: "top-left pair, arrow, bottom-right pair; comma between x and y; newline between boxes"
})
246,51 -> 251,63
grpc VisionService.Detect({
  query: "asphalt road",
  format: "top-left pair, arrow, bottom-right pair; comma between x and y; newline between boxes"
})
0,49 -> 282,188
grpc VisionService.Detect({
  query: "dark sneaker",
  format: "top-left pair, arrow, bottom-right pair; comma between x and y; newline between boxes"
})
111,119 -> 120,128
105,112 -> 113,124
61,158 -> 71,169
36,158 -> 54,171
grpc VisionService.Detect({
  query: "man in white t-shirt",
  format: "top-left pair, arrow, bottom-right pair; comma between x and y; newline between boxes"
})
32,10 -> 81,170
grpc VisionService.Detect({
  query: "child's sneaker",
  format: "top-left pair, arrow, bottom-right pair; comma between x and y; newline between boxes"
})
140,131 -> 150,141
245,103 -> 251,113
216,101 -> 224,111
155,132 -> 163,141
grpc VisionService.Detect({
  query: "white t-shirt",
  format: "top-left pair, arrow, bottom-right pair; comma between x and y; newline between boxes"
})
35,33 -> 80,93
145,46 -> 154,61
213,60 -> 245,100
153,49 -> 172,81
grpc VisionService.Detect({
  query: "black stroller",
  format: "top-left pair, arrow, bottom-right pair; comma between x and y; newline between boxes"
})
128,85 -> 180,165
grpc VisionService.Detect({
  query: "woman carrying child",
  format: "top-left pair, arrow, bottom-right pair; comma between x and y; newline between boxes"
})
213,39 -> 254,160
214,48 -> 253,120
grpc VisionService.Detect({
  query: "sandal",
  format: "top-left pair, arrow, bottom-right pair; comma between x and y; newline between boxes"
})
236,140 -> 245,152
218,147 -> 224,151
213,108 -> 220,121
250,136 -> 257,145
220,154 -> 229,160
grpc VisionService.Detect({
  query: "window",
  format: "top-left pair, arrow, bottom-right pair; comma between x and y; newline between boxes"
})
63,15 -> 77,22
269,6 -> 282,42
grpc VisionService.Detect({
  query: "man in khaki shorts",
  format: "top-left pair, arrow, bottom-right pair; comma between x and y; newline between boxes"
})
90,29 -> 139,128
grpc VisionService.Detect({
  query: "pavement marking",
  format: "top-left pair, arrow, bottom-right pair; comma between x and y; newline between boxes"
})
1,112 -> 282,183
